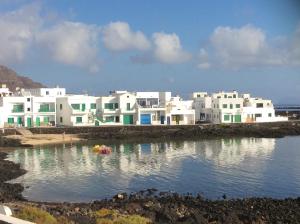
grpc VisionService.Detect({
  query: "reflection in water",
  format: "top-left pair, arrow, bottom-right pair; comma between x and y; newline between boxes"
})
6,137 -> 300,202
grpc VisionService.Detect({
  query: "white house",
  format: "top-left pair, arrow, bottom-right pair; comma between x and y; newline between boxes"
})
56,95 -> 98,126
135,91 -> 171,125
96,91 -> 137,125
165,96 -> 195,125
0,87 -> 64,128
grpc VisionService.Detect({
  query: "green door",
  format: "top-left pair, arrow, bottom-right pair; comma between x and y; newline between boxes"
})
27,117 -> 32,127
82,104 -> 86,111
234,115 -> 241,123
17,117 -> 22,125
123,115 -> 133,124
36,117 -> 40,127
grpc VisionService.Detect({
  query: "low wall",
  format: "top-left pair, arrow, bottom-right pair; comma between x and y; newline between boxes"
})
27,121 -> 300,139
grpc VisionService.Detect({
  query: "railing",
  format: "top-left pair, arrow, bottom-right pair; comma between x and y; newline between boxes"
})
38,108 -> 55,112
11,109 -> 24,113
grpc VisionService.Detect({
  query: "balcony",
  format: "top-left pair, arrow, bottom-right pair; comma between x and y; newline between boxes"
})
12,105 -> 24,113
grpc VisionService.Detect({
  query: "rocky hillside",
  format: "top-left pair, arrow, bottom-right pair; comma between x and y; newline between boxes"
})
0,65 -> 45,91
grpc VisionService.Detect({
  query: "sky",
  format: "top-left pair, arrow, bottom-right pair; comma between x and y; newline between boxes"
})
0,0 -> 300,103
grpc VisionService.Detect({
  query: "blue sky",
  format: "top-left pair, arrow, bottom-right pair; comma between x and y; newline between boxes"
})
0,0 -> 300,103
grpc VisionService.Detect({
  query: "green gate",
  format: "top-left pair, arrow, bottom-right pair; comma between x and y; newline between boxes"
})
234,115 -> 241,123
36,117 -> 40,127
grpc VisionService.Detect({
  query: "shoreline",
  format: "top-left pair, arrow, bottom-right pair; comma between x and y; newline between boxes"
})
0,121 -> 300,147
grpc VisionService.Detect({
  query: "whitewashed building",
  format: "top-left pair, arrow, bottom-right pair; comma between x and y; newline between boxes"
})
96,91 -> 137,125
0,87 -> 64,128
193,91 -> 288,124
135,92 -> 171,125
165,96 -> 195,125
56,95 -> 98,126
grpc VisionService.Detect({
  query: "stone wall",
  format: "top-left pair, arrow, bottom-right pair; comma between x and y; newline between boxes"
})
28,121 -> 300,139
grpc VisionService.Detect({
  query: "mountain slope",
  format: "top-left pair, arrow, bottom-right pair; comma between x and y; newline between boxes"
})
0,65 -> 45,91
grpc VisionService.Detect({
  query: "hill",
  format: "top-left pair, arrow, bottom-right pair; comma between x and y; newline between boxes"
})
0,65 -> 45,91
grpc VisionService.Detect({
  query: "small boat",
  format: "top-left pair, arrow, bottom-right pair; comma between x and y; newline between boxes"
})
93,145 -> 112,154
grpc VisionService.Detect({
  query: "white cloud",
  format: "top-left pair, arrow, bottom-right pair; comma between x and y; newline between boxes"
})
152,32 -> 191,64
198,24 -> 300,69
36,22 -> 101,72
0,3 -> 41,65
102,21 -> 150,51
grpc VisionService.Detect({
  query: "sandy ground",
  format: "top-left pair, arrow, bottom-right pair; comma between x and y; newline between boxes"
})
4,134 -> 85,146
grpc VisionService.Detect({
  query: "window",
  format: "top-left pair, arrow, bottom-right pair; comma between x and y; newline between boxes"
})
127,103 -> 130,110
27,98 -> 30,102
115,116 -> 120,122
230,104 -> 233,109
224,94 -> 227,98
60,117 -> 63,123
27,108 -> 30,112
268,113 -> 272,117
223,104 -> 227,109
224,115 -> 230,121
114,103 -> 119,109
60,104 -> 63,110
256,103 -> 263,108
104,103 -> 114,110
8,117 -> 14,124
76,116 -> 82,123
233,94 -> 236,98
12,104 -> 24,113
90,103 -> 96,109
236,104 -> 240,108
105,116 -> 114,122
71,104 -> 80,110
255,114 -> 262,118
46,91 -> 49,95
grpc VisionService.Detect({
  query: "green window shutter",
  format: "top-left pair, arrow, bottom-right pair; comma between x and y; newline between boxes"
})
114,103 -> 119,109
230,104 -> 233,109
82,104 -> 86,111
90,103 -> 96,109
236,104 -> 240,108
76,117 -> 82,123
127,103 -> 130,110
71,104 -> 80,110
223,104 -> 227,108
224,115 -> 230,121
8,117 -> 14,124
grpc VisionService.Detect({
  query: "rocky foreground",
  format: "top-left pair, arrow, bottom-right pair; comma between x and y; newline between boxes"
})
1,151 -> 300,224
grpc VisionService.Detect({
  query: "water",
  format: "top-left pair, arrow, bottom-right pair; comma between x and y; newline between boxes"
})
6,136 -> 300,202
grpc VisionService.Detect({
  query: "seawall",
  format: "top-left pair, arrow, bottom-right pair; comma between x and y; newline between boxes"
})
26,121 -> 300,139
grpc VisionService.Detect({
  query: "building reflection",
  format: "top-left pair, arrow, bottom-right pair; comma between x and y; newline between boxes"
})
8,138 -> 275,184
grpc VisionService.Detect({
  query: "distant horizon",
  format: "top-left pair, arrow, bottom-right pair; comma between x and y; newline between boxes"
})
0,0 -> 299,104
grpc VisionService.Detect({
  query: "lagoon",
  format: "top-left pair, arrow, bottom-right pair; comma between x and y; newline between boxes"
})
7,136 -> 300,202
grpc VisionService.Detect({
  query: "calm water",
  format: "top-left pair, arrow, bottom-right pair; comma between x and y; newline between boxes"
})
6,136 -> 300,202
